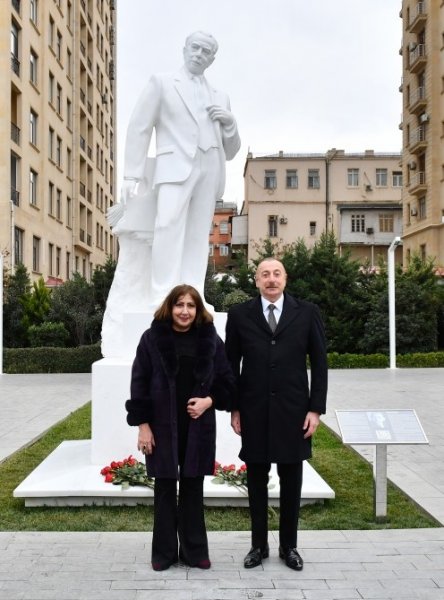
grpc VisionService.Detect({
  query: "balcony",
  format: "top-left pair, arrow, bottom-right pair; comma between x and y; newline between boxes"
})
11,53 -> 20,76
409,86 -> 426,114
409,125 -> 427,153
408,1 -> 427,33
11,187 -> 20,206
409,171 -> 426,195
409,44 -> 426,73
11,122 -> 20,145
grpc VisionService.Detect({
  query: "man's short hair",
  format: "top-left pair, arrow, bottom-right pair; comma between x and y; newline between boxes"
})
185,31 -> 218,56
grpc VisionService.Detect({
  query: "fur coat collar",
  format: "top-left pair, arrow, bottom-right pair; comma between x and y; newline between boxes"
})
149,320 -> 217,384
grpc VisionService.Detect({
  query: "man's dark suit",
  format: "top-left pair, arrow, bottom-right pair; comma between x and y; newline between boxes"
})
225,292 -> 328,550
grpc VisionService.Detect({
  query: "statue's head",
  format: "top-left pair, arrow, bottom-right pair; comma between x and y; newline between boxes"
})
183,31 -> 218,76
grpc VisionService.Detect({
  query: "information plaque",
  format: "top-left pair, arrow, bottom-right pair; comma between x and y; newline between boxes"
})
335,409 -> 428,445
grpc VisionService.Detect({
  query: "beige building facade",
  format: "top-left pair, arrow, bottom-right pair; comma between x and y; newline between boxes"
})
243,150 -> 403,266
1,0 -> 117,284
400,1 -> 444,267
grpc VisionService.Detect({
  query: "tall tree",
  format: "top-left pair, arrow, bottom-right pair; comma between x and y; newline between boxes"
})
3,264 -> 31,347
48,273 -> 101,346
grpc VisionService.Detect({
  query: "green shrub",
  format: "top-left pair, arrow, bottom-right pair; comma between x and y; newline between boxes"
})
397,352 -> 444,368
327,352 -> 388,369
3,347 -> 444,374
221,289 -> 252,311
28,321 -> 70,348
3,344 -> 102,373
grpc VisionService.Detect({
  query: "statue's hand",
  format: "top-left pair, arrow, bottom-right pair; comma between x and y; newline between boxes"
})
121,179 -> 140,205
206,105 -> 235,127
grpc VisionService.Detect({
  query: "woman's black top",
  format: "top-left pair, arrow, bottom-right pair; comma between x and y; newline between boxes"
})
172,327 -> 198,466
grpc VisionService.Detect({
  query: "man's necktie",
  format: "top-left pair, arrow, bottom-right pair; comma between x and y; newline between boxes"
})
268,304 -> 277,333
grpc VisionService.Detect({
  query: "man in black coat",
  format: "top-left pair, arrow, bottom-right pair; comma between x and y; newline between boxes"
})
225,258 -> 328,571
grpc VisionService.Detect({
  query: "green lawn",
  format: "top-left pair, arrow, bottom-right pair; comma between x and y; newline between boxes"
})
0,403 -> 438,531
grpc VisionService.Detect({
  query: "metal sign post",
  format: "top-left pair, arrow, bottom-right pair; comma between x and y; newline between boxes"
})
335,409 -> 428,522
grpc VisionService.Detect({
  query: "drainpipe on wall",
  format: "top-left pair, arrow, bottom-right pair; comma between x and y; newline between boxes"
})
325,149 -> 338,233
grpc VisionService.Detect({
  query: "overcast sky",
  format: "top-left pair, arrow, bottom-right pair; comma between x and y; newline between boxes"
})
116,0 -> 402,206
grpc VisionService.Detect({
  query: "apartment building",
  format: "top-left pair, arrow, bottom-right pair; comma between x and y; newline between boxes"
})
1,0 -> 117,284
400,1 -> 444,267
242,149 -> 403,265
209,200 -> 237,271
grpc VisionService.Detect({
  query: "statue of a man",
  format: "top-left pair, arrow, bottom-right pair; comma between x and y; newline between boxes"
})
102,31 -> 240,357
123,30 -> 240,304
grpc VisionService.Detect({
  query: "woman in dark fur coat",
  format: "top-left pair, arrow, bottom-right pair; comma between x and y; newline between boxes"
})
126,284 -> 235,571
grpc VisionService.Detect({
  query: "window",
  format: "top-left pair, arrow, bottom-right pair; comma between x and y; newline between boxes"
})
56,189 -> 62,220
392,171 -> 403,187
29,169 -> 38,205
56,247 -> 61,277
219,221 -> 229,234
66,98 -> 72,129
351,214 -> 365,233
49,16 -> 54,48
309,221 -> 316,236
308,169 -> 320,189
48,243 -> 54,275
268,215 -> 278,237
49,72 -> 54,104
67,47 -> 72,79
420,243 -> 426,261
419,196 -> 426,219
48,127 -> 54,160
30,49 -> 38,85
347,168 -> 359,187
10,22 -> 21,75
14,227 -> 24,265
56,30 -> 62,61
67,1 -> 72,29
66,196 -> 72,227
219,244 -> 229,256
264,170 -> 276,189
376,168 -> 388,187
379,213 -> 394,233
208,244 -> 214,257
30,0 -> 38,24
66,251 -> 71,280
286,169 -> 298,188
56,84 -> 62,114
56,136 -> 62,167
67,147 -> 72,178
32,236 -> 40,271
48,181 -> 54,214
11,153 -> 19,205
30,110 -> 38,145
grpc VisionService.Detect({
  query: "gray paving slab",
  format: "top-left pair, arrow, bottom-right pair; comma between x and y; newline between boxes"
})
0,531 -> 442,599
0,373 -> 91,462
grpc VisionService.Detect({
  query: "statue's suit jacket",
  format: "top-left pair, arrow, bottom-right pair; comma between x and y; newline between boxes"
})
225,293 -> 328,464
123,68 -> 241,198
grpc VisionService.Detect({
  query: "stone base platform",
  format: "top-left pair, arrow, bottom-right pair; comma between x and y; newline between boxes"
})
13,439 -> 335,507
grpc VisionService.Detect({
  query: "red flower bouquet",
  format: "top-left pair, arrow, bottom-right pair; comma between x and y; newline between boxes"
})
100,455 -> 154,490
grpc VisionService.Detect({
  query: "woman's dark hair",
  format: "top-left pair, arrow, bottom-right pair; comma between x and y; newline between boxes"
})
153,284 -> 213,327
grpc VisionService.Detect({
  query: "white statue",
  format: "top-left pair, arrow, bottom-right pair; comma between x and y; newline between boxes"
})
102,31 -> 241,357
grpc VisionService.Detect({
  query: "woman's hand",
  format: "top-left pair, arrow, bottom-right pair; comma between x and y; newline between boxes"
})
187,396 -> 213,419
138,423 -> 155,455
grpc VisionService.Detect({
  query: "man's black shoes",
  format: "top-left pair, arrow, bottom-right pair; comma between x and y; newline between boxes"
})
279,546 -> 304,571
243,545 -> 269,568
